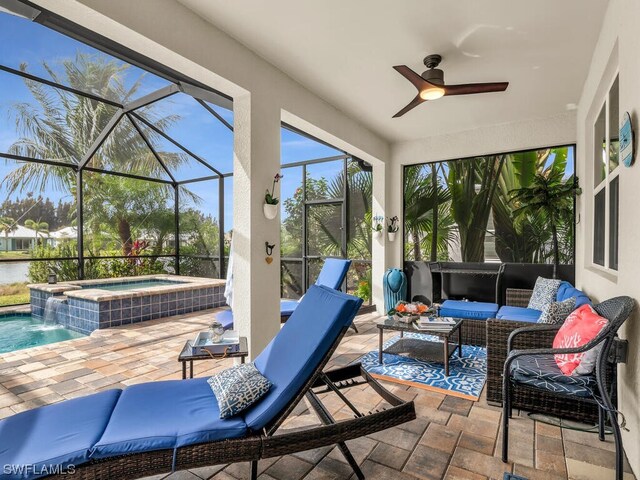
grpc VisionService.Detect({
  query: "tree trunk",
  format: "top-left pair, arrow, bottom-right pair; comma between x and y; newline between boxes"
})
431,164 -> 438,261
551,223 -> 559,279
118,218 -> 133,255
412,227 -> 421,261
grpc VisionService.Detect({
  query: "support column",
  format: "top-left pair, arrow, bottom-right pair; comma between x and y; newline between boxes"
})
371,159 -> 404,314
232,93 -> 281,358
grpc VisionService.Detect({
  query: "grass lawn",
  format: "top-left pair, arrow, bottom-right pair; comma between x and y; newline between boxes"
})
0,251 -> 30,259
0,283 -> 30,307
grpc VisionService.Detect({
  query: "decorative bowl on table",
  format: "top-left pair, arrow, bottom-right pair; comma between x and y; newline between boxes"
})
387,301 -> 428,323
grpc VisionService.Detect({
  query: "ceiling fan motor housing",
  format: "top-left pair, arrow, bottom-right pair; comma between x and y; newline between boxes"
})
421,68 -> 444,85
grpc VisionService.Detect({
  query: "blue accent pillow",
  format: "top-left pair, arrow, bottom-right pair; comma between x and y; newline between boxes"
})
208,363 -> 272,419
528,277 -> 562,311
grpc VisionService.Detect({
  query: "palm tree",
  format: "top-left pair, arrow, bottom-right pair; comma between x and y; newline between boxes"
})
2,54 -> 192,255
403,164 -> 456,261
0,217 -> 17,252
509,168 -> 581,277
24,219 -> 49,246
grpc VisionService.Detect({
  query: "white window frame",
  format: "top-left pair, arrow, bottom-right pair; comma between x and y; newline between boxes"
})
592,73 -> 619,272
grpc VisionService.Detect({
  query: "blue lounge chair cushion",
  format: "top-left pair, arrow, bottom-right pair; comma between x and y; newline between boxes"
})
0,389 -> 121,480
439,300 -> 499,320
280,299 -> 299,317
496,306 -> 541,323
556,281 -> 591,308
216,309 -> 234,330
315,258 -> 351,290
92,378 -> 247,459
244,285 -> 362,431
510,354 -> 596,398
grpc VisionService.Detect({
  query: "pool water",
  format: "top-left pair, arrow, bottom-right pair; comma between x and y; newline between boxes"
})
81,279 -> 185,291
0,314 -> 85,353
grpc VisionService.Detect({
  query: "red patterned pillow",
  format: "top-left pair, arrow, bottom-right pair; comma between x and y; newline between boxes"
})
553,304 -> 608,375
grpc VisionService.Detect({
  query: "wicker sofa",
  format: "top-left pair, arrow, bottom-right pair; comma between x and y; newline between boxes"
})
485,288 -> 600,423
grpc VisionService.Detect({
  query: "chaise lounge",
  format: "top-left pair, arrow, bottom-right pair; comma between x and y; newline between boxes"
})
216,258 -> 352,329
0,285 -> 415,480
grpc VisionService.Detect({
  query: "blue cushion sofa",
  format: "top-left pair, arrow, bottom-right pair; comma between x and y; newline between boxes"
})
216,258 -> 352,329
0,285 -> 415,480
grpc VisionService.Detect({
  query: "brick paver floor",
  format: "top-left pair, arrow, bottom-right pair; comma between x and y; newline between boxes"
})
0,310 -> 634,480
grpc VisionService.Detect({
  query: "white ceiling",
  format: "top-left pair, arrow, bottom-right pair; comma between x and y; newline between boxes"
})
178,0 -> 608,142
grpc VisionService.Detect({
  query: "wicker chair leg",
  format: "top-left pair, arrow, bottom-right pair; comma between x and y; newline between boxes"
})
598,406 -> 606,442
501,380 -> 511,462
250,460 -> 258,480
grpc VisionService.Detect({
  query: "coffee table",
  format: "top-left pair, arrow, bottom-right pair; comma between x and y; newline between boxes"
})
178,337 -> 248,379
376,317 -> 463,376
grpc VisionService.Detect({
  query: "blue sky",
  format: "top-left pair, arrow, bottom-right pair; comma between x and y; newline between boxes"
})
0,12 -> 336,231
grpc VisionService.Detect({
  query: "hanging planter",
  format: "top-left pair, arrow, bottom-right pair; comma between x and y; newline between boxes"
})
264,173 -> 283,220
373,229 -> 382,238
263,203 -> 278,219
387,216 -> 399,242
372,215 -> 384,239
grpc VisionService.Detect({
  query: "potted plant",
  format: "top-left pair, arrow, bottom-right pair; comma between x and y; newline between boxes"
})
264,173 -> 283,220
387,216 -> 399,241
372,215 -> 384,238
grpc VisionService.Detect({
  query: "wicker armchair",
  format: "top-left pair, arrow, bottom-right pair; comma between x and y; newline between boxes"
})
486,288 -> 600,423
502,296 -> 634,480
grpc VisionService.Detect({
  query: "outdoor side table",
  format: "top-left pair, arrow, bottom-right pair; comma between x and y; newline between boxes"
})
178,337 -> 248,379
376,317 -> 463,376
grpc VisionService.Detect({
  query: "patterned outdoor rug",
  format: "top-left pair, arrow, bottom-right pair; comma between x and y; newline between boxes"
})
360,332 -> 487,401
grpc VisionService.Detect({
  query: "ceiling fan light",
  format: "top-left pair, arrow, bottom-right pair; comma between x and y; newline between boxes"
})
419,86 -> 445,101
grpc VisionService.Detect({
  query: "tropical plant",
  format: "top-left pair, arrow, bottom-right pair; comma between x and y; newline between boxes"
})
403,164 -> 456,261
0,216 -> 17,252
509,167 -> 581,277
2,54 -> 192,256
24,219 -> 49,245
447,155 -> 506,262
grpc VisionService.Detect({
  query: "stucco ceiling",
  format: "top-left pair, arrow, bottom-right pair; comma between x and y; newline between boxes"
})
177,0 -> 608,142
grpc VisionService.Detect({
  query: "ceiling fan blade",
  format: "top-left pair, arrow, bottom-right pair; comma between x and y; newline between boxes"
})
444,82 -> 509,96
392,94 -> 426,118
393,65 -> 429,91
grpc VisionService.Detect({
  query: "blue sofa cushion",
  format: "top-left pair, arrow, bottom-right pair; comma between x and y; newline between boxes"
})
510,354 -> 596,398
216,298 -> 306,327
92,378 -> 247,459
315,258 -> 351,290
0,389 -> 121,480
244,285 -> 362,431
556,281 -> 591,308
439,300 -> 499,320
496,306 -> 541,323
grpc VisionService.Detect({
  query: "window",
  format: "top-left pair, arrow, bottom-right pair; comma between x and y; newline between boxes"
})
592,75 -> 619,270
403,146 -> 577,265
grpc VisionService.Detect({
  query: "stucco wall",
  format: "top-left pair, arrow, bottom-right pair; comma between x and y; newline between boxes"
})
575,0 -> 640,474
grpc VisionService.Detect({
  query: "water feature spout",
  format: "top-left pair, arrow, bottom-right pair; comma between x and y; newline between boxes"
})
43,296 -> 69,325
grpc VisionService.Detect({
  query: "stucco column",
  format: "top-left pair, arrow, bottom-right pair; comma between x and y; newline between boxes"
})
232,93 -> 281,358
371,158 -> 405,314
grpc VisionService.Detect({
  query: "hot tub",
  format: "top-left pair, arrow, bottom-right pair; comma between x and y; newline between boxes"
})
29,275 -> 226,334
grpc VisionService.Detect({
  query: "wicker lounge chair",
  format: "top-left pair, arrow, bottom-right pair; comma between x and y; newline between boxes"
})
502,296 -> 634,480
216,258 -> 353,328
0,285 -> 414,480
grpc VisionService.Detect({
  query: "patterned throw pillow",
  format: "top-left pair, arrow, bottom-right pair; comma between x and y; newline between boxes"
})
538,297 -> 576,325
553,304 -> 609,375
528,277 -> 562,311
208,363 -> 272,419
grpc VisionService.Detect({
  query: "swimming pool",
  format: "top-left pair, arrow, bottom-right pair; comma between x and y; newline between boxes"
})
80,279 -> 186,291
0,313 -> 85,353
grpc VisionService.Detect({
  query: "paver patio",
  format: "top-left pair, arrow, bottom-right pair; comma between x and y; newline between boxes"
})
0,309 -> 632,480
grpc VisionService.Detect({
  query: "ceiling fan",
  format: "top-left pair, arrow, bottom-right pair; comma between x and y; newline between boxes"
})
392,54 -> 509,118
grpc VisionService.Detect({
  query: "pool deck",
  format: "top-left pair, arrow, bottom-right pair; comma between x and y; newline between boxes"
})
0,309 -> 634,480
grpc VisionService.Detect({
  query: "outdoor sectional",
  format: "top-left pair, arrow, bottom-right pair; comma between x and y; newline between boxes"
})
0,285 -> 415,480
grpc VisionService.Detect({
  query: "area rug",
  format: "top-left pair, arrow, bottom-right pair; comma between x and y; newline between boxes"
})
359,332 -> 486,401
